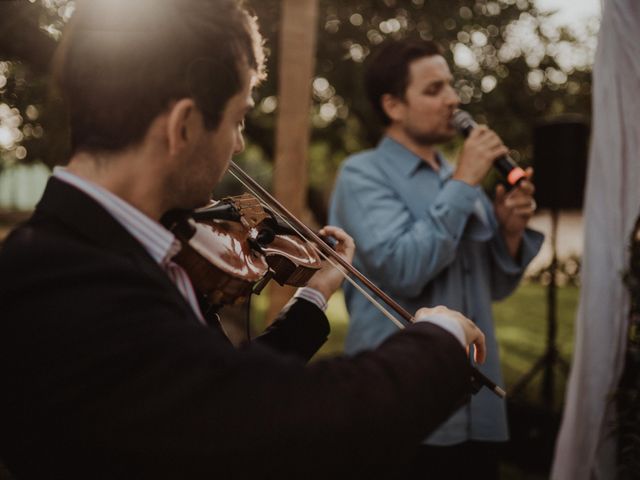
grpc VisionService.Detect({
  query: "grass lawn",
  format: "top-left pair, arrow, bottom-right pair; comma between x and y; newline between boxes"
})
494,282 -> 578,407
308,283 -> 578,405
253,283 -> 579,405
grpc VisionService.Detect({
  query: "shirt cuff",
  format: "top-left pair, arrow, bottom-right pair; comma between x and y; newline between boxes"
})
436,179 -> 481,216
491,227 -> 545,275
294,287 -> 328,312
415,313 -> 466,347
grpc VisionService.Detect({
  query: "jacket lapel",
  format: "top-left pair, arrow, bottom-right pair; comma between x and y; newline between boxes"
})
34,177 -> 204,325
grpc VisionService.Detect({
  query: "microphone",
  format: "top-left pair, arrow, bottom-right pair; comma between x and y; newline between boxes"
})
451,110 -> 527,187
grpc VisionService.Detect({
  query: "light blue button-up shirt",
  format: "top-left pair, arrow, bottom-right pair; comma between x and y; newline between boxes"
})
329,136 -> 544,445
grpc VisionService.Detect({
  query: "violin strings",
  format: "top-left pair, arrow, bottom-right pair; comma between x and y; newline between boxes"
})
227,168 -> 406,330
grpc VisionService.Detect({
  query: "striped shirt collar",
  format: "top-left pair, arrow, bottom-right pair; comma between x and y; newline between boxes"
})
52,167 -> 181,265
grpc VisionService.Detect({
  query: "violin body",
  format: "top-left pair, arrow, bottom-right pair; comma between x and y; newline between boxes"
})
261,233 -> 322,286
172,217 -> 268,305
169,194 -> 323,306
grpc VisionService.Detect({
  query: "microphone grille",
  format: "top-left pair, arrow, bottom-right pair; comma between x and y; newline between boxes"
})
451,110 -> 476,137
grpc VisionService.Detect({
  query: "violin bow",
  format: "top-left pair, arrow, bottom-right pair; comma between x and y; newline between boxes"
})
227,160 -> 506,399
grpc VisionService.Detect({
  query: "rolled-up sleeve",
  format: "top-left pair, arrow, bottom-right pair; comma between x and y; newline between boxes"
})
489,227 -> 545,300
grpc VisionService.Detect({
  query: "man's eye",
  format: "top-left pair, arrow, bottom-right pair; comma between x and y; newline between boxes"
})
238,119 -> 245,131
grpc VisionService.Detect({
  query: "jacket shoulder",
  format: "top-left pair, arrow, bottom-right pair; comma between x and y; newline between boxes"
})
1,217 -> 100,268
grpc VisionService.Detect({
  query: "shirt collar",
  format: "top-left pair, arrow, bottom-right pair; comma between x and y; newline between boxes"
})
52,167 -> 181,265
377,136 -> 452,180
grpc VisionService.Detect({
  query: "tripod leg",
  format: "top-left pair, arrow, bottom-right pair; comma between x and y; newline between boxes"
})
508,353 -> 549,397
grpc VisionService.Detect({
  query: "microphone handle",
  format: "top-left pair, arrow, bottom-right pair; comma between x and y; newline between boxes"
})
455,112 -> 526,187
494,155 -> 527,187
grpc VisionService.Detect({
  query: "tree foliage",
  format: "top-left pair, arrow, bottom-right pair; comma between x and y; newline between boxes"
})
0,0 -> 597,199
0,0 -> 70,172
248,0 -> 595,188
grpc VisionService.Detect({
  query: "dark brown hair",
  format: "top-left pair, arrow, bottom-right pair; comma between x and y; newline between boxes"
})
54,0 -> 265,154
364,39 -> 443,126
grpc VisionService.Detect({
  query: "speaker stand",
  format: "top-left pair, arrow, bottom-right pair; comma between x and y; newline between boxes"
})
508,209 -> 570,408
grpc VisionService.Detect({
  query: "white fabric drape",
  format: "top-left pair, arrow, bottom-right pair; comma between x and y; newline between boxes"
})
551,1 -> 640,478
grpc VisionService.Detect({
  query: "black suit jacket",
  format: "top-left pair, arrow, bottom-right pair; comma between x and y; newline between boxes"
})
0,178 -> 471,479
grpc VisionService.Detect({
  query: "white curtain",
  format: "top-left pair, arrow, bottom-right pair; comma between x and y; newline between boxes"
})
551,0 -> 640,478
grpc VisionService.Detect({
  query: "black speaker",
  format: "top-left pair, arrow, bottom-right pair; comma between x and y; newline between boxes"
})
533,117 -> 590,210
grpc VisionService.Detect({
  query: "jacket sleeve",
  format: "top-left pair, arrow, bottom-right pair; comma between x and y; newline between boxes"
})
0,231 -> 472,479
254,298 -> 330,362
330,160 -> 481,297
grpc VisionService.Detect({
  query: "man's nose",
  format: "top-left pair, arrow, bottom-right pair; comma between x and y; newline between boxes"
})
234,133 -> 245,155
446,85 -> 460,108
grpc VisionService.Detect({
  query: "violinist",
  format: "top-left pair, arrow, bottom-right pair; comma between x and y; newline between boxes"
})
1,1 -> 484,479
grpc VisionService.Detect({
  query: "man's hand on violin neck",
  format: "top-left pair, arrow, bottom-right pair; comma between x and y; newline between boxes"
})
415,306 -> 486,364
305,226 -> 355,301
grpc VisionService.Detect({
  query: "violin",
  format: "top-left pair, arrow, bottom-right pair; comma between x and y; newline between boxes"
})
168,161 -> 506,399
166,193 -> 324,306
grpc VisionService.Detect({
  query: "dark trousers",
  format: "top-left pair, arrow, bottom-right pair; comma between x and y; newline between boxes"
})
397,441 -> 503,479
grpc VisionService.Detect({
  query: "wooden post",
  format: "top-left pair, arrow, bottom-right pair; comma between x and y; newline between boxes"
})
266,0 -> 319,323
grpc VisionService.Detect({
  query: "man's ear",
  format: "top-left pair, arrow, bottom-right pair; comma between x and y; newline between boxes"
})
381,93 -> 405,123
166,98 -> 200,155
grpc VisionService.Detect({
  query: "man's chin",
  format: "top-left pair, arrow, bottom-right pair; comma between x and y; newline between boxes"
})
412,130 -> 456,146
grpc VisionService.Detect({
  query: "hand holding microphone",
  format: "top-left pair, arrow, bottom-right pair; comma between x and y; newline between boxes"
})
451,110 -> 537,257
451,110 -> 527,187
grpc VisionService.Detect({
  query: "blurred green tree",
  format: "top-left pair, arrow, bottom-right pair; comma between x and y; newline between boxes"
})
0,0 -> 597,219
249,0 -> 595,200
0,0 -> 70,172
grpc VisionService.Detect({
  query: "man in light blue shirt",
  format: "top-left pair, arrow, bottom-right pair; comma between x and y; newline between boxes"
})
330,39 -> 544,478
